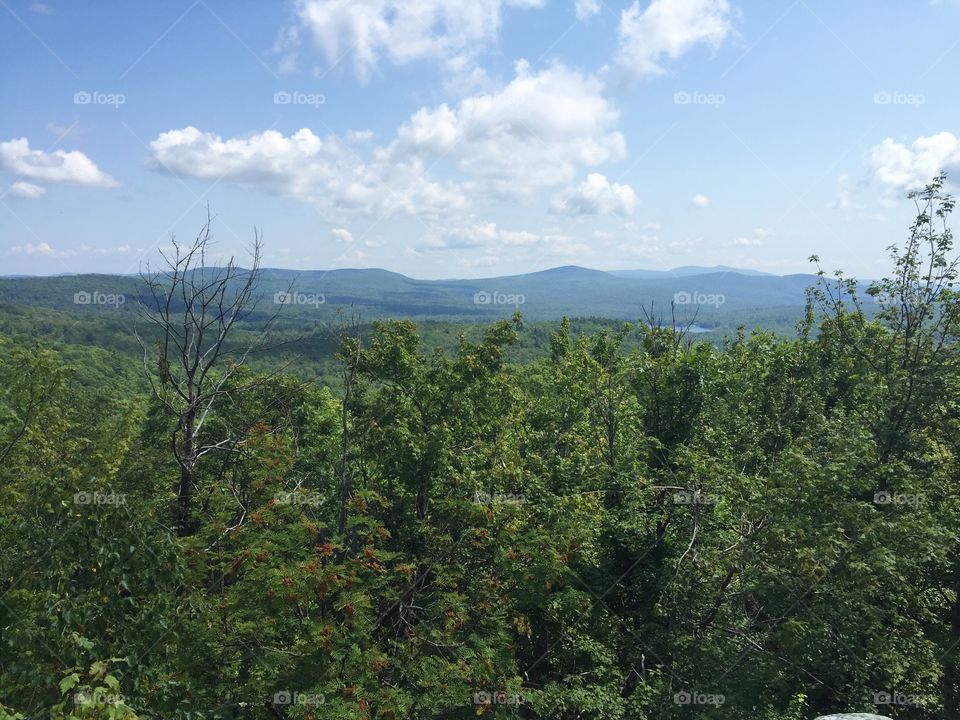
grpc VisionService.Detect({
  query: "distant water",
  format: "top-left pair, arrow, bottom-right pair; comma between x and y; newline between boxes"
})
657,324 -> 715,333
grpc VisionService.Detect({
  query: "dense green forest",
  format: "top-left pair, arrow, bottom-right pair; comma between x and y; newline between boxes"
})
1,177 -> 959,719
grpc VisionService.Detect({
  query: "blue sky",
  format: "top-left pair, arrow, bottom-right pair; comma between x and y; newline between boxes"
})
2,0 -> 959,279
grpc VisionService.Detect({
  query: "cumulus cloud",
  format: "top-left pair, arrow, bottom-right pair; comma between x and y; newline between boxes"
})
284,0 -> 545,81
12,241 -> 56,256
392,60 -> 626,197
723,227 -> 767,247
331,227 -> 354,243
0,138 -> 117,187
575,0 -> 602,20
617,0 -> 734,79
691,193 -> 710,207
551,173 -> 638,215
868,132 -> 960,192
422,222 -> 585,256
149,61 -> 626,217
149,126 -> 468,218
8,181 -> 46,199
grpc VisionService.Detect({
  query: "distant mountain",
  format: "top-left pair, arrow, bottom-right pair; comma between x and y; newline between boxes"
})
611,265 -> 775,279
0,265 -> 824,332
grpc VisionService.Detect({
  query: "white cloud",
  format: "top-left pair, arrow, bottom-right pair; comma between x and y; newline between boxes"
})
576,0 -> 602,20
551,173 -> 638,215
691,193 -> 710,207
150,61 -> 626,221
12,242 -> 56,256
617,0 -> 734,79
149,126 -> 468,218
8,181 -> 46,199
285,0 -> 545,81
332,227 -> 354,243
0,138 -> 117,187
422,222 -> 585,256
392,60 -> 626,198
10,241 -> 133,257
868,132 -> 960,192
724,226 -> 767,247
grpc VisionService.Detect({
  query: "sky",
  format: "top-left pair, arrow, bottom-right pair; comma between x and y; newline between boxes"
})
2,0 -> 960,280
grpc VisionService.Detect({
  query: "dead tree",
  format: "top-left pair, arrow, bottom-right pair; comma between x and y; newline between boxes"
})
137,211 -> 276,536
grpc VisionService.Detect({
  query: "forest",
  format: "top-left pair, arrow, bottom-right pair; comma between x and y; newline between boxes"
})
1,175 -> 959,719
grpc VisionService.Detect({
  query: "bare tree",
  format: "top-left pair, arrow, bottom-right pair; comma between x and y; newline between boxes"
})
137,211 -> 277,536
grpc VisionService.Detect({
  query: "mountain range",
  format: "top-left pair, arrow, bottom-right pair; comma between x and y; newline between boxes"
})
0,265 -> 828,331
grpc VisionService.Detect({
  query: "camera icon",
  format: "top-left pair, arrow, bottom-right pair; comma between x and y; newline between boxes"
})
873,91 -> 891,105
473,291 -> 491,305
274,91 -> 292,105
673,291 -> 691,305
874,491 -> 892,505
273,291 -> 292,305
74,491 -> 92,505
273,691 -> 293,705
673,91 -> 691,105
473,691 -> 491,705
673,691 -> 692,705
873,691 -> 892,704
74,291 -> 91,304
673,491 -> 692,504
74,91 -> 92,105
